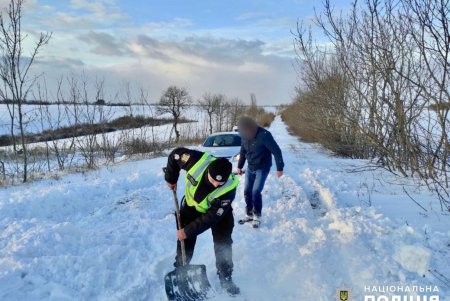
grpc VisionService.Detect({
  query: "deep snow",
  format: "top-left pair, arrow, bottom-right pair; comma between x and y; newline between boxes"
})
0,116 -> 449,300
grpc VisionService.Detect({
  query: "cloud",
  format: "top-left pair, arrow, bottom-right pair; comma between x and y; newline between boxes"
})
45,12 -> 94,29
71,0 -> 105,15
40,0 -> 124,31
236,11 -> 266,21
34,30 -> 296,104
36,56 -> 85,69
19,2 -> 298,104
129,35 -> 267,67
31,31 -> 296,104
95,34 -> 296,104
253,17 -> 294,27
0,0 -> 36,10
78,31 -> 127,56
140,18 -> 193,31
32,56 -> 86,85
263,38 -> 296,57
182,36 -> 265,64
70,0 -> 123,21
99,52 -> 294,104
129,36 -> 173,62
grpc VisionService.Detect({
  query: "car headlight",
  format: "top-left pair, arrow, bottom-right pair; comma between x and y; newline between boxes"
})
233,153 -> 240,162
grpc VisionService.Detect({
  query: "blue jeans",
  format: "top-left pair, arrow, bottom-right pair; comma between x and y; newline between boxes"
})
244,168 -> 270,216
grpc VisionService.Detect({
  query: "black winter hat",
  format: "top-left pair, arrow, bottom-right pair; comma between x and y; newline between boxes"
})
208,158 -> 232,182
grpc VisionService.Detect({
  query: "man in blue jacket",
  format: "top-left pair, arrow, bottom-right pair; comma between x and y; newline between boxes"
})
236,116 -> 284,228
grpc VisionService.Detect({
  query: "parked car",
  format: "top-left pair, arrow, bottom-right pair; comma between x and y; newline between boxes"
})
198,132 -> 243,169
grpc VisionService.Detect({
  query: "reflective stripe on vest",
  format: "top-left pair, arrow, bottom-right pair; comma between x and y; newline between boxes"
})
185,153 -> 239,213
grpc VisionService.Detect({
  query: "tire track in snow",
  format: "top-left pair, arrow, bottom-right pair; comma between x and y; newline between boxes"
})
225,116 -> 444,300
1,116 -> 447,301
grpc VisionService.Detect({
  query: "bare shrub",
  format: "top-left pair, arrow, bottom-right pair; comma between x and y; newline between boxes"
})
123,138 -> 161,155
288,0 -> 450,207
246,94 -> 276,128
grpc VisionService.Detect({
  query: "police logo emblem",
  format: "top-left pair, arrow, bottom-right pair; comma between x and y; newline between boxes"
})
181,153 -> 190,162
335,288 -> 351,301
340,291 -> 348,301
216,175 -> 222,181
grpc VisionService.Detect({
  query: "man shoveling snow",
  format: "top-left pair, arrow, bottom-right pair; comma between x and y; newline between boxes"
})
164,147 -> 241,296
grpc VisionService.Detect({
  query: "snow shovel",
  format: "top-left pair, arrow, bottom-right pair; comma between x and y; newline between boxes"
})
164,189 -> 212,301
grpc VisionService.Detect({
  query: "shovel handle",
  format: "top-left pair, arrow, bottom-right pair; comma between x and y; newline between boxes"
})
172,189 -> 187,266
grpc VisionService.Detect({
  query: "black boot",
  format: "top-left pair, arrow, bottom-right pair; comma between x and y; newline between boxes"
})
219,275 -> 240,296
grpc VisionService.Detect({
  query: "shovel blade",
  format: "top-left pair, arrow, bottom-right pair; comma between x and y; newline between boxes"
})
164,264 -> 212,301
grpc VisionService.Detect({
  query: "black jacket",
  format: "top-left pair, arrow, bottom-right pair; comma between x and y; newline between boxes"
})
165,147 -> 236,238
238,127 -> 284,171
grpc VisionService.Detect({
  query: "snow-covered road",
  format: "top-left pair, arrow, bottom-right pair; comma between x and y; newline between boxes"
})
1,116 -> 449,300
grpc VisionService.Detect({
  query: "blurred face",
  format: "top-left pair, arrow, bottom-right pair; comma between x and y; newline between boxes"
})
238,126 -> 256,140
207,173 -> 226,188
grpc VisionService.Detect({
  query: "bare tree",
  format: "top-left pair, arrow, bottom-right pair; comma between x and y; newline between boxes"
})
198,92 -> 218,134
0,0 -> 51,182
212,94 -> 227,132
227,97 -> 245,129
157,85 -> 191,143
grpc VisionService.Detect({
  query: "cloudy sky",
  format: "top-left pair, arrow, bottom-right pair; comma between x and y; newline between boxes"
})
9,0 -> 349,105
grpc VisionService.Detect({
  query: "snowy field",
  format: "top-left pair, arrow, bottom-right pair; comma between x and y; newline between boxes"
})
0,104 -> 135,136
0,116 -> 449,300
0,104 -> 210,178
0,104 -> 220,155
0,104 -> 207,136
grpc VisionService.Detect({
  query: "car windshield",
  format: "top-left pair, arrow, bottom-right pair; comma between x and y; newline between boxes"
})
203,134 -> 241,147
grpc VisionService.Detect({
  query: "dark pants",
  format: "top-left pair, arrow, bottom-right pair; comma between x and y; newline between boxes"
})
175,198 -> 234,278
244,168 -> 270,216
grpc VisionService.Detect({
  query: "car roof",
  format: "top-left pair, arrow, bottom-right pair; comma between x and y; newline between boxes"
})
207,132 -> 240,137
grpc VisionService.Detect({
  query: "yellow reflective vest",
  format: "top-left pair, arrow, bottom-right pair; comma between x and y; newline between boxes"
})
185,152 -> 239,213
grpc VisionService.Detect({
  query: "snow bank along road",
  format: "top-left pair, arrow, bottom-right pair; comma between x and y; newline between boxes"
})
0,116 -> 449,300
